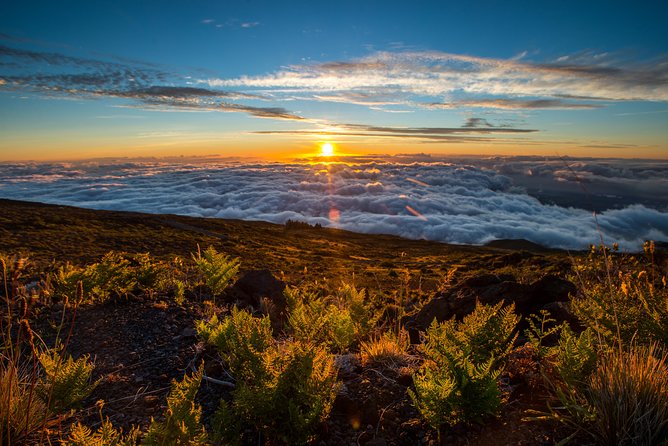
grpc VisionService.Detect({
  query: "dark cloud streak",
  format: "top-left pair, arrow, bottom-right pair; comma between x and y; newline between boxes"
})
0,44 -> 301,121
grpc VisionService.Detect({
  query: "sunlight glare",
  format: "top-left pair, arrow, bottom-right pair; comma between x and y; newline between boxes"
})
320,142 -> 334,157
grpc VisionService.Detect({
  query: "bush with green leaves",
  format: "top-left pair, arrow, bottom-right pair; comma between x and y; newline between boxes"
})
192,246 -> 240,302
285,283 -> 377,352
199,308 -> 340,445
570,243 -> 668,347
37,348 -> 97,413
409,301 -> 519,432
532,242 -> 668,445
524,310 -> 564,359
142,367 -> 208,446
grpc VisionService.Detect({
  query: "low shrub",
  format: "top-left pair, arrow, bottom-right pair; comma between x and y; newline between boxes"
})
53,252 -> 179,302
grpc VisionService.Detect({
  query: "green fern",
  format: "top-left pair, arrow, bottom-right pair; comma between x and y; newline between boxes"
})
410,301 -> 518,432
422,301 -> 519,368
554,326 -> 597,389
524,310 -> 563,359
38,348 -> 96,413
285,284 -> 375,352
197,307 -> 273,380
226,341 -> 339,445
192,246 -> 240,302
64,420 -> 139,446
142,367 -> 208,446
200,308 -> 340,445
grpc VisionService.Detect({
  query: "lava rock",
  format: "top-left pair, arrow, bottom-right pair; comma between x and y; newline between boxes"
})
405,274 -> 575,335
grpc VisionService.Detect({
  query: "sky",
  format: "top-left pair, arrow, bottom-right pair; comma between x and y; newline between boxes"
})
1,0 -> 667,160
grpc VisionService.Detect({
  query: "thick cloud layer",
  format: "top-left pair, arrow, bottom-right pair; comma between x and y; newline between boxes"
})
1,157 -> 666,250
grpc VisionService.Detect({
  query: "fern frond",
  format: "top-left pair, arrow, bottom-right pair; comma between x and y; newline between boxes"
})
142,366 -> 208,446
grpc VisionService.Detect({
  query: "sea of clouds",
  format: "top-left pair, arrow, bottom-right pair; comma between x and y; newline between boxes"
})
1,156 -> 667,250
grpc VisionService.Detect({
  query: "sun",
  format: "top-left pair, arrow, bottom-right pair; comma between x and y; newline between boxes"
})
320,142 -> 335,157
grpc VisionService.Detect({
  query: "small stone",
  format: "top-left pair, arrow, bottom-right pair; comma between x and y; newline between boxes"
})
180,327 -> 197,338
143,395 -> 159,407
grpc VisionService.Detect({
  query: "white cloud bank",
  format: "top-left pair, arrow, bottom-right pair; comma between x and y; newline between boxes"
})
1,158 -> 666,250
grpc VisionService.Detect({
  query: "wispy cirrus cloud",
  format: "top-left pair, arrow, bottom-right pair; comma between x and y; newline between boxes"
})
3,40 -> 667,144
0,43 -> 305,121
205,50 -> 668,107
429,98 -> 603,110
253,120 -> 537,142
200,18 -> 260,29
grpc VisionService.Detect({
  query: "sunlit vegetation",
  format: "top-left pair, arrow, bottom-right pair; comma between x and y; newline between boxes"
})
1,235 -> 667,445
409,302 -> 519,436
525,242 -> 668,445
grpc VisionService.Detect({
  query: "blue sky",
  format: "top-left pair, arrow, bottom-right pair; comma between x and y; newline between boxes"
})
1,0 -> 668,160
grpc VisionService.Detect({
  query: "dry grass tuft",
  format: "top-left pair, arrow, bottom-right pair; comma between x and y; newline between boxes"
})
360,329 -> 414,369
587,343 -> 668,446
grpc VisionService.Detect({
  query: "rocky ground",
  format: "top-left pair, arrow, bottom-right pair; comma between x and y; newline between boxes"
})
32,267 -> 575,445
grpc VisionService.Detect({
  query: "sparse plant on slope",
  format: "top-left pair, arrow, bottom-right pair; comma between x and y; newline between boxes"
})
334,283 -> 379,339
524,310 -> 563,360
53,252 -> 178,302
192,246 -> 240,303
553,326 -> 597,389
409,301 -> 519,434
142,366 -> 208,446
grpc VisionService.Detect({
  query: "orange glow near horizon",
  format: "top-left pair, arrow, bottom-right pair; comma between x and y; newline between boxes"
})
1,136 -> 667,162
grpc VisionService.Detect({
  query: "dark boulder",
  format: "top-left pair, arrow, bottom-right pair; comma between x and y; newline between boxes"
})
227,270 -> 287,323
404,274 -> 576,341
